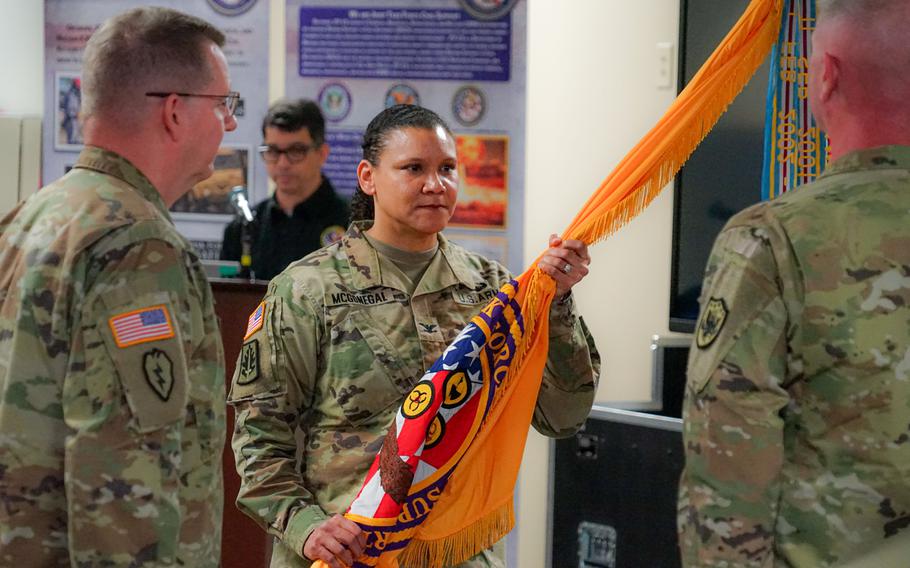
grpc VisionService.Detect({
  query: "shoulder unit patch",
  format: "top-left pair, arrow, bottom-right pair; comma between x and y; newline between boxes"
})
237,339 -> 260,385
696,297 -> 729,349
143,348 -> 175,401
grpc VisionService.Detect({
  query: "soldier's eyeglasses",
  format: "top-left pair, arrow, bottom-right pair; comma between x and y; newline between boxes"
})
258,144 -> 319,164
145,91 -> 241,116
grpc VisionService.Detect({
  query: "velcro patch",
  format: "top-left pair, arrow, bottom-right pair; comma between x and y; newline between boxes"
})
696,297 -> 728,349
109,305 -> 175,348
236,340 -> 260,385
143,348 -> 175,401
244,302 -> 265,340
326,290 -> 395,307
321,225 -> 346,246
453,288 -> 497,306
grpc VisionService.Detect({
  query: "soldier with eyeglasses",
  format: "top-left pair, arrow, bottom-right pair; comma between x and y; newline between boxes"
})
220,98 -> 350,281
0,7 -> 234,566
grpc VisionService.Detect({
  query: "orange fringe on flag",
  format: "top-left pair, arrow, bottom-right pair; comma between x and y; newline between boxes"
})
560,0 -> 784,250
316,1 -> 783,566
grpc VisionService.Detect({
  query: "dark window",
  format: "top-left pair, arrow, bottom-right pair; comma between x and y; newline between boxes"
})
670,0 -> 770,331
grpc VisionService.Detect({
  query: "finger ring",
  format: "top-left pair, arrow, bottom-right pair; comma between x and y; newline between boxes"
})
562,263 -> 572,274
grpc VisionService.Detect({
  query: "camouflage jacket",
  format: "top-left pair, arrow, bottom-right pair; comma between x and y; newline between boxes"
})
678,145 -> 910,567
0,147 -> 225,567
229,221 -> 600,567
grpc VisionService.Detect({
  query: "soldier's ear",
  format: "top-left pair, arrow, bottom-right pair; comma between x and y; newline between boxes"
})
819,52 -> 840,103
159,94 -> 184,142
357,160 -> 377,196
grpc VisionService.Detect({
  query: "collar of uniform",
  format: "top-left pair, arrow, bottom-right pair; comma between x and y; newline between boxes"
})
341,221 -> 475,293
342,221 -> 386,290
434,233 -> 483,291
266,175 -> 336,220
74,146 -> 170,218
818,145 -> 910,180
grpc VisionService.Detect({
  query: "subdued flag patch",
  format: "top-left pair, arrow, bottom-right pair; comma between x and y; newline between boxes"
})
244,302 -> 265,340
237,340 -> 260,385
320,225 -> 345,246
109,305 -> 175,348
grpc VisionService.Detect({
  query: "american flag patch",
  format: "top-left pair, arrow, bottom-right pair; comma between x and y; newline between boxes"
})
244,302 -> 265,340
109,305 -> 175,348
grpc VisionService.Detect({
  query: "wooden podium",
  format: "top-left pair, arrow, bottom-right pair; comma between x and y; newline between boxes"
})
211,278 -> 272,568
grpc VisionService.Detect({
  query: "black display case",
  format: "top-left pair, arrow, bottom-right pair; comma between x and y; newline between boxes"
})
549,406 -> 684,568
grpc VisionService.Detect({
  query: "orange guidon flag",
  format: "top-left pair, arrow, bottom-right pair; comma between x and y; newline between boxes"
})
315,0 -> 783,566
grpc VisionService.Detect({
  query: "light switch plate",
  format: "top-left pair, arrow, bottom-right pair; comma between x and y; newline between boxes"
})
656,42 -> 674,89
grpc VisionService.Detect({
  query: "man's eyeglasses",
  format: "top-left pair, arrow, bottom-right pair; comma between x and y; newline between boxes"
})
258,144 -> 319,164
145,91 -> 241,116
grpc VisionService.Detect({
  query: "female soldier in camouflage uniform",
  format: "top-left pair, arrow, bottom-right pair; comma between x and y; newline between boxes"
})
229,105 -> 600,568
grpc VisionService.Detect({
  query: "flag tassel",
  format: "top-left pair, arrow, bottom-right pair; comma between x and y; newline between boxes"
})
399,501 -> 515,568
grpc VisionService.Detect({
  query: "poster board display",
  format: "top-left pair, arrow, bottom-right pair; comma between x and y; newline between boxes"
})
285,0 -> 527,272
43,0 -> 270,258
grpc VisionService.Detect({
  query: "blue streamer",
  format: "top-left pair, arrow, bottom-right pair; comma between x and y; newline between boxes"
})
761,0 -> 828,200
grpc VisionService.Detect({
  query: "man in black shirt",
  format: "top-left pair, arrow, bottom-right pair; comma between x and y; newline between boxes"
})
221,98 -> 349,280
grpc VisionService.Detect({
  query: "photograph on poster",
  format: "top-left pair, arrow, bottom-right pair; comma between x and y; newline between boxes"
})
451,134 -> 508,228
445,230 -> 508,266
171,145 -> 252,216
385,83 -> 420,107
452,85 -> 486,127
55,72 -> 84,151
318,81 -> 353,122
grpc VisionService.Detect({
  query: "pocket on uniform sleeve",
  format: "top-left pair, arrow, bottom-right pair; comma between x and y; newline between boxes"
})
687,292 -> 776,393
228,300 -> 287,402
98,290 -> 188,432
686,224 -> 785,393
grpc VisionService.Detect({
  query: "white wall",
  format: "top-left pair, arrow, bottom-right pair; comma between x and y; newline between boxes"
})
0,2 -> 44,210
0,1 -> 43,115
1,1 -> 683,566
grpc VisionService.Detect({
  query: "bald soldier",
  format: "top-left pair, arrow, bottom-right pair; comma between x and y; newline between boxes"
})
678,1 -> 910,566
0,8 -> 236,566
